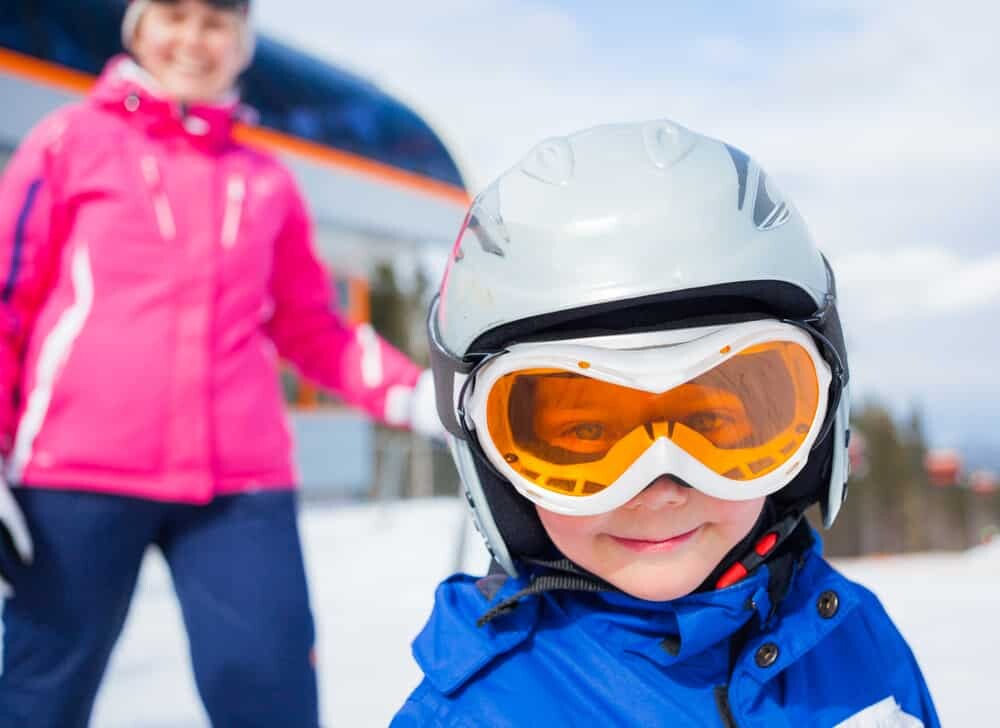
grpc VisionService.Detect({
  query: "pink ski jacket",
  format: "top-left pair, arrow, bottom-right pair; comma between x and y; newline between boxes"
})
0,57 -> 422,503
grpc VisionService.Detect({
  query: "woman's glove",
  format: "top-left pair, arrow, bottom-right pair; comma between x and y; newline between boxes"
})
0,472 -> 33,598
408,369 -> 446,442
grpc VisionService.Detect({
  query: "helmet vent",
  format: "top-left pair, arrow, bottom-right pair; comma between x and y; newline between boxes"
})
521,138 -> 575,186
642,121 -> 695,170
466,186 -> 509,257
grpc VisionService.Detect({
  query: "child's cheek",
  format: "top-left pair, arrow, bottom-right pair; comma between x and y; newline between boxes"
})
535,508 -> 608,549
714,497 -> 765,522
704,496 -> 767,543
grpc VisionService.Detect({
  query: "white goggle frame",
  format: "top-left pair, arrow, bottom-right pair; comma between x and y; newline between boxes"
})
462,319 -> 832,516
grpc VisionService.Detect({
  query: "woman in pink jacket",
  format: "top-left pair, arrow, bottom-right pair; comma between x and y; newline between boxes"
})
0,1 -> 439,725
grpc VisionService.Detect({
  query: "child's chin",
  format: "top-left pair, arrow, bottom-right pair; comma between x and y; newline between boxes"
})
606,569 -> 704,602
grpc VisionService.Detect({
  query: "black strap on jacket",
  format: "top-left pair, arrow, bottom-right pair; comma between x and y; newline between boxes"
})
476,558 -> 615,627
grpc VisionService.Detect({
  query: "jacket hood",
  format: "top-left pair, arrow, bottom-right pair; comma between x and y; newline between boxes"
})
89,55 -> 247,150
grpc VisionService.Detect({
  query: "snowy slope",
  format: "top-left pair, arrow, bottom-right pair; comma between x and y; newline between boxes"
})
834,541 -> 1000,726
78,498 -> 999,726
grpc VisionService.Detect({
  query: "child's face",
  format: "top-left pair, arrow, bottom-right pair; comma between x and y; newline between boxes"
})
132,0 -> 246,103
535,477 -> 764,601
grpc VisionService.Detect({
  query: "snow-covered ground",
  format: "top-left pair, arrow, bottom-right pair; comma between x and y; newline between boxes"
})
77,498 -> 999,726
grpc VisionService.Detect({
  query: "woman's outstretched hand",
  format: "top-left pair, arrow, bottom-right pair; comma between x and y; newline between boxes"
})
408,369 -> 446,442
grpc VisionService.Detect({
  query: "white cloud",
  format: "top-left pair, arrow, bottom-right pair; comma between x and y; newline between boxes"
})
255,0 -> 999,188
835,247 -> 1000,323
686,1 -> 1000,176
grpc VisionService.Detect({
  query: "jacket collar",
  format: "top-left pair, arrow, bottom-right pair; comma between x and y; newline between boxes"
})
735,541 -> 861,686
413,536 -> 860,695
413,572 -> 544,696
414,562 -> 771,695
89,55 -> 245,150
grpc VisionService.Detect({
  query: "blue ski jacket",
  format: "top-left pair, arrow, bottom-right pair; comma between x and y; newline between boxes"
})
393,539 -> 938,727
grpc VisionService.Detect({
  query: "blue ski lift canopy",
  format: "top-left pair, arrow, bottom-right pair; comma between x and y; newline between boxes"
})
0,0 -> 465,190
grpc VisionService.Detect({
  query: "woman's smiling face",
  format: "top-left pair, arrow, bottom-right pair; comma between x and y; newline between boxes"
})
131,0 -> 246,103
536,476 -> 764,601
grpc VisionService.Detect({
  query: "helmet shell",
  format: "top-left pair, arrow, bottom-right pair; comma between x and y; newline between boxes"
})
437,120 -> 829,359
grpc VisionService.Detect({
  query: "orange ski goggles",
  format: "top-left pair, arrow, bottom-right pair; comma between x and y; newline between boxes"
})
462,320 -> 832,515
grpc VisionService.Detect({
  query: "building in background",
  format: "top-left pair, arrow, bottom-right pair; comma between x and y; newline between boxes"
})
0,0 -> 468,498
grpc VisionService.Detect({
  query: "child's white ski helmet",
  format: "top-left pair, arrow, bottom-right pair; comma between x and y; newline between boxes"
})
430,120 -> 850,575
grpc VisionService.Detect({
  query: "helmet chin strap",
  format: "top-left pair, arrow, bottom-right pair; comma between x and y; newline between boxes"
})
475,495 -> 815,627
699,500 -> 808,593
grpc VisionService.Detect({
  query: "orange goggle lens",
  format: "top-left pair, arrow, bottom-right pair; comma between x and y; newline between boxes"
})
485,341 -> 820,497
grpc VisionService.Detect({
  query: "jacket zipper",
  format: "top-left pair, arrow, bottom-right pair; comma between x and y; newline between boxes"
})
221,175 -> 246,248
140,155 -> 176,241
714,684 -> 739,728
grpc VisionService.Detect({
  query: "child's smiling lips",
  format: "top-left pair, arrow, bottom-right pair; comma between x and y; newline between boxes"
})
608,525 -> 702,553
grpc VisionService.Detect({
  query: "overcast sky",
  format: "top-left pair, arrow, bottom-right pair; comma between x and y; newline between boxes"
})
255,0 -> 999,456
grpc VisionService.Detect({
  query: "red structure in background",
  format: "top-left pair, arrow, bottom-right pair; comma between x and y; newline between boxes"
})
848,431 -> 869,479
969,469 -> 999,495
924,449 -> 963,488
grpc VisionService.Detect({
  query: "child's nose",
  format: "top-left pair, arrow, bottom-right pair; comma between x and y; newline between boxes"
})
622,475 -> 689,510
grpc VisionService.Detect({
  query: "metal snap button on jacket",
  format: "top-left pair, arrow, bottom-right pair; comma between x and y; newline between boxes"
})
755,643 -> 779,668
817,590 -> 840,619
